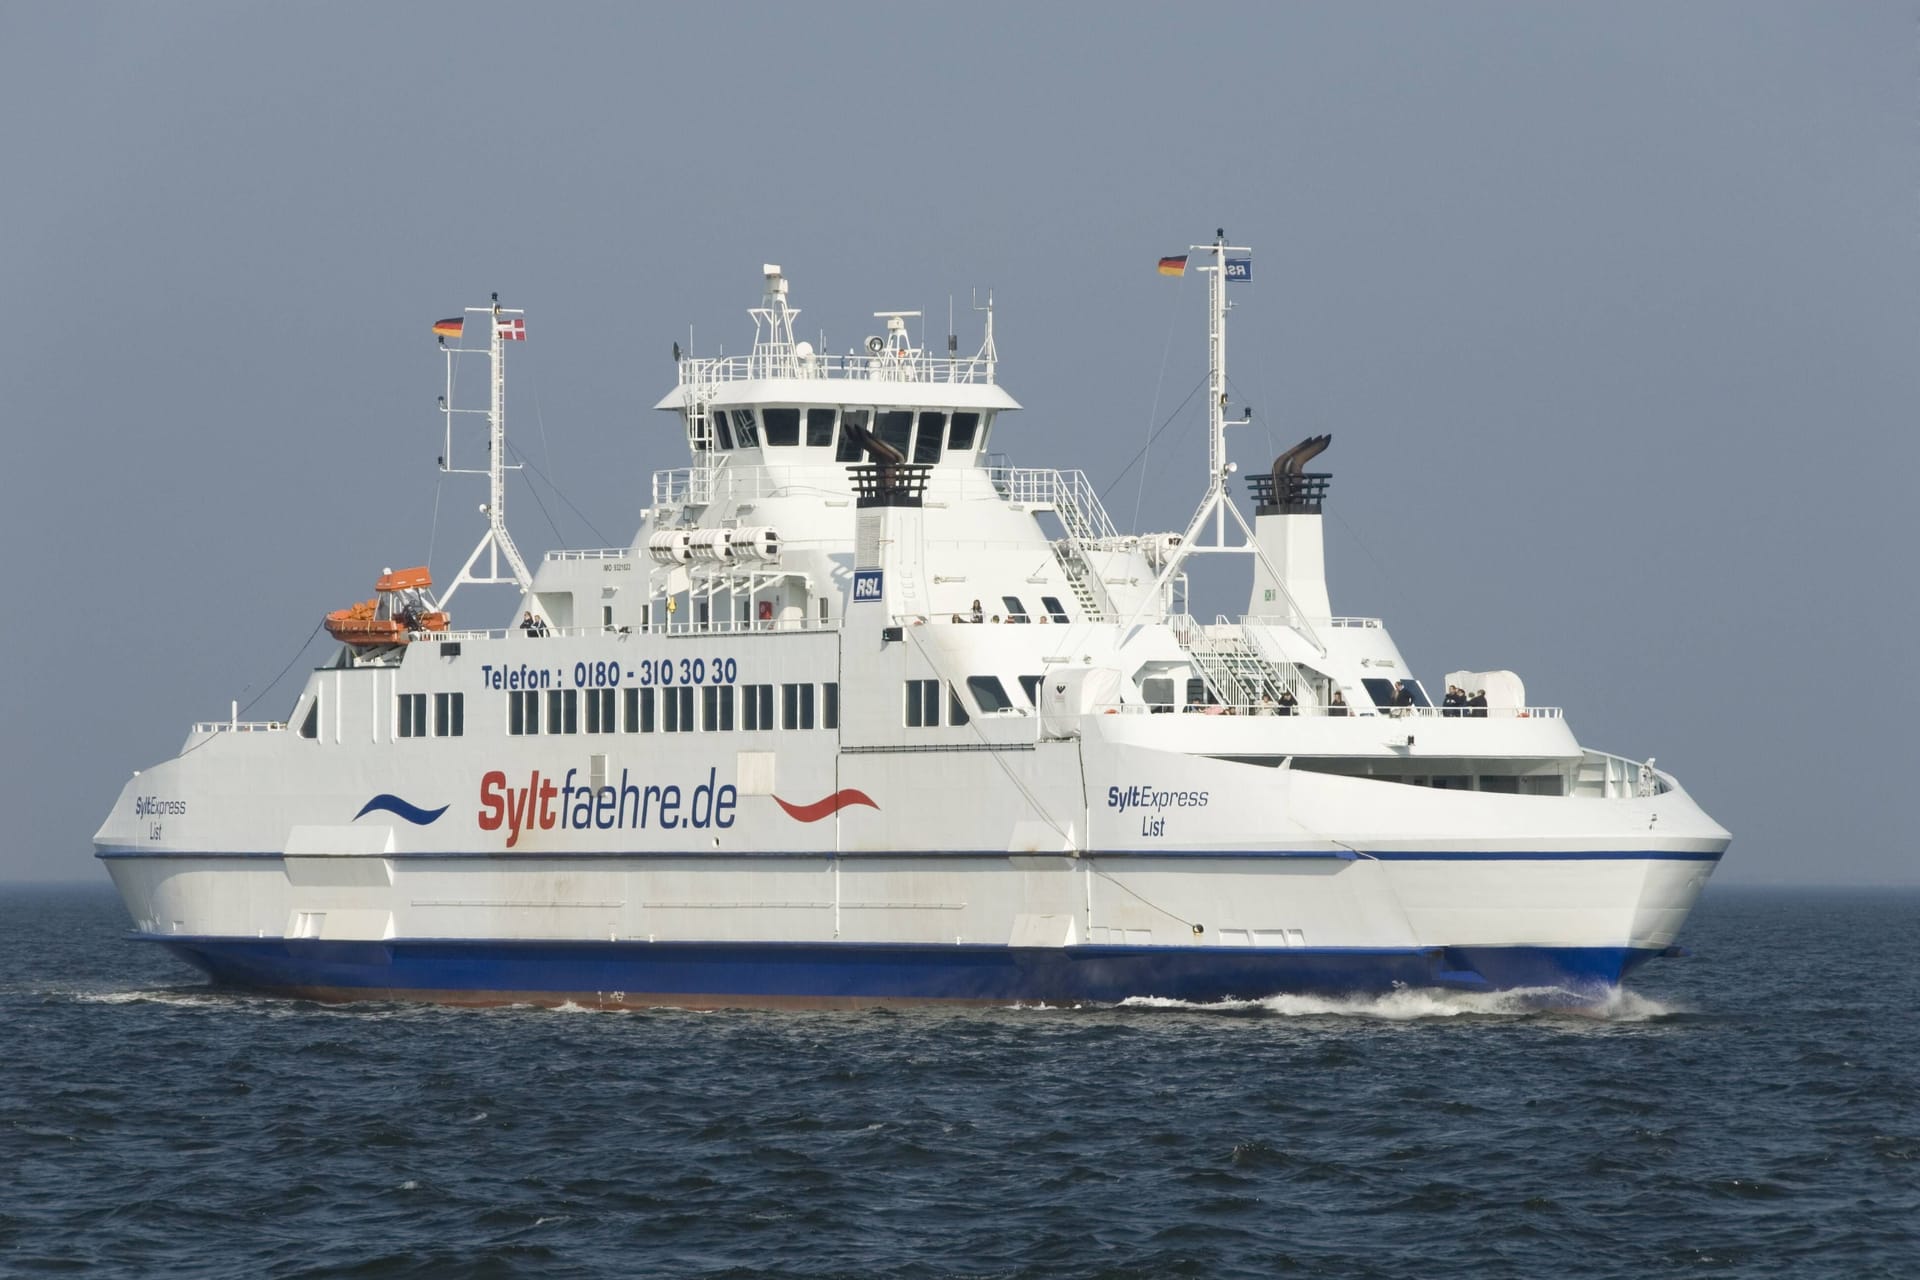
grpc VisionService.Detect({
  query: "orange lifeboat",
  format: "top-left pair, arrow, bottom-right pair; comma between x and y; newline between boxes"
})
325,566 -> 450,647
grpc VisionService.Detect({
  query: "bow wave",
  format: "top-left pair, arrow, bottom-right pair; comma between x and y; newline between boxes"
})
353,794 -> 449,825
772,789 -> 879,823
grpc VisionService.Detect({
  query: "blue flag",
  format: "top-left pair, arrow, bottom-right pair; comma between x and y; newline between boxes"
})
1225,258 -> 1253,283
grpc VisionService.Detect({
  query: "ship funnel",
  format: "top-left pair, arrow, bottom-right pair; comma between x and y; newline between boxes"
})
1247,434 -> 1333,623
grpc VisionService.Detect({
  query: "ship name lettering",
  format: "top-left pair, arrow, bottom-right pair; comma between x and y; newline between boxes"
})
1105,784 -> 1210,814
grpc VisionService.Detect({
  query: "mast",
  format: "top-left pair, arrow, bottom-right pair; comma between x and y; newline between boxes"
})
1123,231 -> 1325,653
437,294 -> 534,611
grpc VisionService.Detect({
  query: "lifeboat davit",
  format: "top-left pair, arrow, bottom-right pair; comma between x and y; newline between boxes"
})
325,566 -> 450,647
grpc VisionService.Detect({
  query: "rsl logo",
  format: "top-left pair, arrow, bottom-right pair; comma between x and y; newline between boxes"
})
852,570 -> 883,603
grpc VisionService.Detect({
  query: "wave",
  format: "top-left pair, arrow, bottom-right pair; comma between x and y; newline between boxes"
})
1115,985 -> 1682,1022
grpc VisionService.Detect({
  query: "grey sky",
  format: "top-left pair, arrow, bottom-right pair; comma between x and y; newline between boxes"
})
3,3 -> 1912,886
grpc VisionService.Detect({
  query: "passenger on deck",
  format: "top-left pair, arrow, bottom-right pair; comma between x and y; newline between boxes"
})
970,599 -> 984,623
1277,689 -> 1297,716
1329,690 -> 1347,717
521,611 -> 540,636
1470,689 -> 1488,717
1443,685 -> 1466,717
1393,683 -> 1415,716
991,615 -> 1002,623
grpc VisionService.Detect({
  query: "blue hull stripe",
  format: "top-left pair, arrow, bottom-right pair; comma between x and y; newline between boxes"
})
141,934 -> 1660,1005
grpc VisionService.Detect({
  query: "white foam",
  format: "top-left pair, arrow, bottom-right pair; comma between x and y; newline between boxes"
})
1117,985 -> 1683,1022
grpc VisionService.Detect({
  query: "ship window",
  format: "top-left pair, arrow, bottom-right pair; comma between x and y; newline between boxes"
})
397,693 -> 427,739
912,411 -> 945,463
585,688 -> 616,734
624,686 -> 655,733
508,690 -> 540,735
762,407 -> 800,447
713,412 -> 735,451
731,409 -> 760,448
904,678 -> 940,728
1362,678 -> 1398,710
299,698 -> 318,740
1001,596 -> 1030,623
703,684 -> 734,731
878,410 -> 914,456
1399,679 -> 1431,708
947,412 -> 980,451
742,684 -> 775,731
1141,677 -> 1174,708
947,684 -> 970,726
546,688 -> 578,735
434,692 -> 464,737
823,682 -> 839,729
806,408 -> 837,448
966,675 -> 1013,712
976,413 -> 995,450
1478,775 -> 1521,795
836,409 -> 870,462
1018,675 -> 1042,705
782,683 -> 815,730
661,686 -> 694,732
1041,596 -> 1069,623
1521,775 -> 1565,797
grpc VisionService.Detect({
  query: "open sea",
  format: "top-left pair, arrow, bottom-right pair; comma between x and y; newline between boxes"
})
2,883 -> 1916,1279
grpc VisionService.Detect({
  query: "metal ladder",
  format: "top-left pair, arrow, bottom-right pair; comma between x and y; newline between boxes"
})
1051,541 -> 1107,620
1177,620 -> 1295,707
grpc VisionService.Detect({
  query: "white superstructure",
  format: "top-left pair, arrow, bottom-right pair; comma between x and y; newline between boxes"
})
94,240 -> 1729,1006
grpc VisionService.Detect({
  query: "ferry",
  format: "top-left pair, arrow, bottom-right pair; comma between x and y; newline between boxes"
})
94,236 -> 1730,1006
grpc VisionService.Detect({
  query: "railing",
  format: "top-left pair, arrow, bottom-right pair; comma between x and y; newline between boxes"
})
437,618 -> 842,641
679,352 -> 996,387
545,547 -> 634,562
1094,702 -> 1564,720
191,721 -> 287,735
983,467 -> 1118,541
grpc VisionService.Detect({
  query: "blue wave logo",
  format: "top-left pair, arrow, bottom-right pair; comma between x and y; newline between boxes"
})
353,794 -> 449,826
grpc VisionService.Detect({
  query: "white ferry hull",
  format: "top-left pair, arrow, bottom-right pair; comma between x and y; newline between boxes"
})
100,841 -> 1719,1006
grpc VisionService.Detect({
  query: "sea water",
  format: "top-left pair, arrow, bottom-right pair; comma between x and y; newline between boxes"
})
2,883 -> 1915,1278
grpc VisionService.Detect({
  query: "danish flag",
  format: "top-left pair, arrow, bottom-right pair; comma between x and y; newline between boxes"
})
496,316 -> 526,341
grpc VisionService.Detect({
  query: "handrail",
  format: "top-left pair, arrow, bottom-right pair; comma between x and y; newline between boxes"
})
544,547 -> 634,562
678,352 -> 996,387
1093,702 -> 1564,719
435,619 -> 842,642
191,721 -> 286,734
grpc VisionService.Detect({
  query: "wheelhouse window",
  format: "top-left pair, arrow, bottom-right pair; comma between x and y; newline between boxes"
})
947,412 -> 980,452
1018,674 -> 1043,706
713,412 -> 735,451
836,409 -> 870,462
1041,596 -> 1069,623
762,407 -> 800,447
730,409 -> 760,448
967,675 -> 1014,712
806,407 -> 836,448
1001,595 -> 1030,623
877,410 -> 914,457
912,411 -> 945,463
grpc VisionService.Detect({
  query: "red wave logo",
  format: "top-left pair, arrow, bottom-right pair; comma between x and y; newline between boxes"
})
772,789 -> 878,823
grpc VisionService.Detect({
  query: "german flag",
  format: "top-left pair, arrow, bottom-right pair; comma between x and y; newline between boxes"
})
432,317 -> 463,338
1157,255 -> 1188,277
